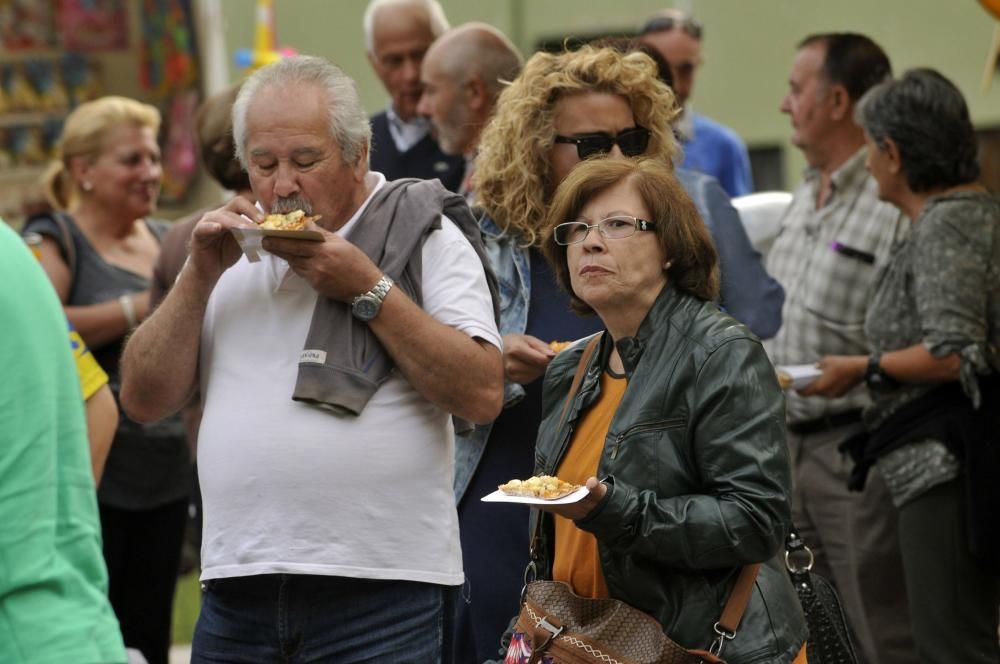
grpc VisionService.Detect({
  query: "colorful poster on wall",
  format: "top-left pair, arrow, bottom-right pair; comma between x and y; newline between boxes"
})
141,0 -> 200,205
0,0 -> 57,50
56,0 -> 129,51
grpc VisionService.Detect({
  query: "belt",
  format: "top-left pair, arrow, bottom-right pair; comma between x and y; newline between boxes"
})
787,409 -> 863,436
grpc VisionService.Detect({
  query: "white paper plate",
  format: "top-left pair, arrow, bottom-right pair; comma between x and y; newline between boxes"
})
480,486 -> 589,505
256,228 -> 324,241
775,364 -> 823,390
230,226 -> 324,263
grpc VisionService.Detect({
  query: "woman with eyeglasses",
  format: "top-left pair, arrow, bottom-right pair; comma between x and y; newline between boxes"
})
510,157 -> 806,662
808,69 -> 1000,663
458,44 -> 804,664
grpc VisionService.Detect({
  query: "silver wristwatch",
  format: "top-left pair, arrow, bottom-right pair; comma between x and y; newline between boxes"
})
351,275 -> 394,321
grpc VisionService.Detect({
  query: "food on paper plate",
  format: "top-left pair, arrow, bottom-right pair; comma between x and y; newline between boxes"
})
774,364 -> 823,391
258,209 -> 321,231
776,371 -> 794,390
499,475 -> 581,500
549,340 -> 573,353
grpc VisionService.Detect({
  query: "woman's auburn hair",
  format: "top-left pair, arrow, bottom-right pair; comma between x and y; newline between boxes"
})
473,44 -> 680,247
541,157 -> 720,315
42,95 -> 161,210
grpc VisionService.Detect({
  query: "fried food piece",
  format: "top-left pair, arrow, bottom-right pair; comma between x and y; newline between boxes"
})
776,370 -> 794,390
549,340 -> 572,353
498,475 -> 581,500
258,209 -> 321,231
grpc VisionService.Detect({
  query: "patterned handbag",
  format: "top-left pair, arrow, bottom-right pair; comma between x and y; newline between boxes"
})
502,575 -> 759,664
504,336 -> 759,664
785,529 -> 860,664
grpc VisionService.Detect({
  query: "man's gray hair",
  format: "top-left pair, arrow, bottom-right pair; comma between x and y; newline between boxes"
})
362,0 -> 449,54
232,55 -> 372,168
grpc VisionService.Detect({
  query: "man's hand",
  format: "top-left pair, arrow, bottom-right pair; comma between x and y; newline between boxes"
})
262,222 -> 382,302
799,355 -> 866,398
534,477 -> 607,521
188,197 -> 264,283
503,334 -> 556,384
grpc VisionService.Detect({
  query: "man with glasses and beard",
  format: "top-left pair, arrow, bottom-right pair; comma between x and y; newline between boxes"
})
640,9 -> 754,197
119,55 -> 502,663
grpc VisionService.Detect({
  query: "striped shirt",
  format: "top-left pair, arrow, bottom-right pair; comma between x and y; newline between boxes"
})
763,148 -> 908,423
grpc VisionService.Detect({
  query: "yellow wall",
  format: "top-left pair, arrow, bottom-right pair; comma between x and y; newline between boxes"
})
218,0 -> 1000,190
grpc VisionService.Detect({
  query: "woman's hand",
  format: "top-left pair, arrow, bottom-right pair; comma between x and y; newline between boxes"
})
503,334 -> 556,384
799,355 -> 867,398
535,477 -> 607,521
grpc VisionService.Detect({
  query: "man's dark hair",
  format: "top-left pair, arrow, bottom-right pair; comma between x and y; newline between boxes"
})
196,83 -> 251,192
798,33 -> 891,102
857,68 -> 980,192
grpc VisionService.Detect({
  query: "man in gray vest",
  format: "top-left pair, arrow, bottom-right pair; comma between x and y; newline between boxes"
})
120,55 -> 502,661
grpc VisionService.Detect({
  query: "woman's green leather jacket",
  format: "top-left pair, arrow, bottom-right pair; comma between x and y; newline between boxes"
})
530,285 -> 807,663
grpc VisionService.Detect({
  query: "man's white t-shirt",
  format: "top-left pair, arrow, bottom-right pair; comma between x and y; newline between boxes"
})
197,173 -> 500,585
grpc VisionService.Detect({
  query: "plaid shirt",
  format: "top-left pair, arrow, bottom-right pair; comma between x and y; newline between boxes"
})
764,148 -> 908,423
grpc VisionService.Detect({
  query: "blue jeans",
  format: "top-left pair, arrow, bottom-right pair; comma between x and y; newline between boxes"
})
191,574 -> 456,663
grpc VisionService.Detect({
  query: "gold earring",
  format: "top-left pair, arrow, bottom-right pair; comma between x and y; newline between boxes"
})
664,260 -> 673,270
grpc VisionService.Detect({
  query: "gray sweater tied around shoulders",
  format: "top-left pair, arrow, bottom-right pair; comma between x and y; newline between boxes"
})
292,177 -> 499,430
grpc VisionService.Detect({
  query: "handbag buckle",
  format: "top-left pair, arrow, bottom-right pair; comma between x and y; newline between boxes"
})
534,614 -> 564,651
709,622 -> 735,657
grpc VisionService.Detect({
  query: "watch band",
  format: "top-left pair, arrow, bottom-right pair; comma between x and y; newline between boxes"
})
351,274 -> 394,321
865,352 -> 897,390
359,275 -> 393,304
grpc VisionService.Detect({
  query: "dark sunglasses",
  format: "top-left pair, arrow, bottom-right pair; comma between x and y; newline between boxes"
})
553,126 -> 651,160
640,14 -> 703,40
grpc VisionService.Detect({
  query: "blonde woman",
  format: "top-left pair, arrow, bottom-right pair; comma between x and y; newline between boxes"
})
23,96 -> 189,664
456,45 -> 678,661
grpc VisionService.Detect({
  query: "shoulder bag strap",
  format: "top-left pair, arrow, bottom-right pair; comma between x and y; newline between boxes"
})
715,563 -> 761,638
527,333 -> 603,563
555,334 -> 603,434
698,562 -> 760,660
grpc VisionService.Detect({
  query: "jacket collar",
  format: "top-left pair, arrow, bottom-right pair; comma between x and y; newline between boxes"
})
612,283 -> 687,377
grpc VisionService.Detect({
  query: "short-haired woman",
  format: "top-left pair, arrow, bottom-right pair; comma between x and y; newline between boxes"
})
521,156 -> 806,662
810,68 -> 1000,663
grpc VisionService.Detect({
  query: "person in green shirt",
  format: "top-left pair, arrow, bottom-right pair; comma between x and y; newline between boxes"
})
0,220 -> 126,664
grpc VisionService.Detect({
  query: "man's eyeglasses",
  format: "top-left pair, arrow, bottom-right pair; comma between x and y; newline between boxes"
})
553,127 -> 651,160
553,215 -> 657,246
639,14 -> 703,40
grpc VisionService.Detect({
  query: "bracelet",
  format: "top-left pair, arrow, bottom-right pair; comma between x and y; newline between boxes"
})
118,294 -> 138,330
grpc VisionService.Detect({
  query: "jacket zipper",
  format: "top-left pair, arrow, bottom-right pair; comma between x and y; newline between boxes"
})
609,417 -> 685,460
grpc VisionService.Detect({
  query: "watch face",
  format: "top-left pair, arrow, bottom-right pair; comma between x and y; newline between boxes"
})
353,296 -> 379,321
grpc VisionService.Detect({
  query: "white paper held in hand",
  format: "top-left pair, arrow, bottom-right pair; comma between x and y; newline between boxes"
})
229,226 -> 323,263
775,363 -> 823,390
481,486 -> 589,505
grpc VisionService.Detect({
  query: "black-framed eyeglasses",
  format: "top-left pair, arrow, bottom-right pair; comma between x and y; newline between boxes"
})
553,215 -> 657,246
640,14 -> 703,40
553,127 -> 651,160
